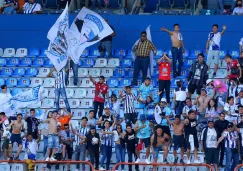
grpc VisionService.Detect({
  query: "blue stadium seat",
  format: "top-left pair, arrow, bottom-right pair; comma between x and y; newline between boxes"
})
183,59 -> 194,68
107,78 -> 119,88
81,59 -> 95,67
113,68 -> 125,77
12,68 -> 25,77
166,49 -> 172,57
127,50 -> 132,58
170,79 -> 178,88
0,68 -> 13,77
183,50 -> 189,58
32,57 -> 44,67
45,0 -> 58,9
158,0 -> 172,8
119,78 -> 131,87
201,9 -> 216,15
6,58 -> 20,67
81,49 -> 89,57
151,78 -> 158,87
153,69 -> 159,78
153,59 -> 157,68
125,69 -> 134,77
112,89 -> 119,97
120,59 -> 132,68
180,70 -> 189,78
25,68 -> 39,77
189,49 -> 202,58
219,50 -> 228,58
90,49 -> 100,57
19,57 -> 32,67
174,0 -> 185,8
115,49 -> 127,58
39,48 -> 47,57
11,88 -> 24,96
229,50 -> 239,59
6,78 -> 17,87
0,58 -> 7,67
18,78 -> 31,87
144,0 -> 158,13
152,10 -> 166,15
43,58 -> 54,67
0,78 -> 5,86
27,48 -> 40,57
155,49 -> 164,58
109,0 -> 121,8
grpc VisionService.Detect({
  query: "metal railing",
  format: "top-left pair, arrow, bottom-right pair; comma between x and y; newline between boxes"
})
234,164 -> 243,171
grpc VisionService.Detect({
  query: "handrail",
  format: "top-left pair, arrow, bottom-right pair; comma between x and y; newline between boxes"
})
112,162 -> 214,171
234,164 -> 243,171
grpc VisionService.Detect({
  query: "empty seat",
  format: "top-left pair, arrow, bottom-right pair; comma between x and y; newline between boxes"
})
0,68 -> 13,77
81,49 -> 89,57
32,57 -> 44,67
189,50 -> 202,58
127,50 -> 132,57
66,88 -> 74,98
18,78 -> 31,87
125,69 -> 133,77
107,58 -> 120,67
73,88 -> 87,98
132,89 -> 138,96
120,59 -> 132,68
180,70 -> 189,78
151,78 -> 158,87
6,78 -> 17,87
48,88 -> 55,98
12,68 -> 25,77
81,59 -> 95,67
43,58 -> 54,67
115,49 -> 127,57
6,58 -> 20,67
29,101 -> 42,108
215,69 -> 227,78
41,88 -> 49,98
78,68 -> 88,77
89,68 -> 101,77
11,88 -> 23,96
80,78 -> 93,87
87,89 -> 95,98
43,78 -> 55,87
119,78 -> 131,87
37,68 -> 51,77
15,48 -> 28,57
183,59 -> 194,68
80,99 -> 93,108
69,120 -> 79,129
42,99 -> 55,108
68,99 -> 80,108
101,68 -> 113,77
229,50 -> 239,58
0,78 -> 5,86
107,78 -> 119,88
39,48 -> 47,57
27,48 -> 40,57
2,48 -> 15,57
219,50 -> 227,58
0,58 -> 7,67
90,49 -> 100,57
30,78 -> 43,87
94,58 -> 107,67
19,57 -> 32,67
72,109 -> 86,118
0,48 -> 3,56
25,68 -> 39,77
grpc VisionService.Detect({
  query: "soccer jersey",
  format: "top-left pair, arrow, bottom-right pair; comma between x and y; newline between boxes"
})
208,32 -> 221,50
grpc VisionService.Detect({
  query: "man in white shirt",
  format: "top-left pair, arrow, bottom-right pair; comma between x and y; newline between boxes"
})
173,80 -> 187,116
182,97 -> 197,118
206,24 -> 226,77
233,0 -> 243,15
0,85 -> 12,115
21,0 -> 42,14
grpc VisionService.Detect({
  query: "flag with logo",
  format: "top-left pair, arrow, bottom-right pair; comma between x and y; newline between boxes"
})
131,25 -> 154,77
46,3 -> 69,72
1,86 -> 44,116
68,7 -> 114,64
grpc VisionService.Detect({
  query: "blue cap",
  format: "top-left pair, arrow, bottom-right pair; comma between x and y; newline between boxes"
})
139,114 -> 146,120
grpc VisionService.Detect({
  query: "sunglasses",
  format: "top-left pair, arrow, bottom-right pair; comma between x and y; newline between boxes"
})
65,127 -> 69,129
141,35 -> 146,37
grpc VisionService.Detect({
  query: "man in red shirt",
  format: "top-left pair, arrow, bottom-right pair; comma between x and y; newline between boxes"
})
158,53 -> 172,103
89,75 -> 109,118
225,54 -> 242,81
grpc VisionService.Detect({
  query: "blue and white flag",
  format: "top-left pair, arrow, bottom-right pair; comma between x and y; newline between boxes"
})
68,7 -> 114,64
1,86 -> 43,116
46,3 -> 69,72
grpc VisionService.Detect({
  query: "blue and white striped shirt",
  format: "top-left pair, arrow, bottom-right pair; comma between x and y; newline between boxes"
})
223,130 -> 239,149
53,69 -> 65,89
75,126 -> 89,144
100,127 -> 114,146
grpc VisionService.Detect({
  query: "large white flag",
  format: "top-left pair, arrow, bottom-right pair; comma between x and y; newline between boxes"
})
1,86 -> 44,116
68,7 -> 114,64
132,25 -> 154,76
46,3 -> 69,72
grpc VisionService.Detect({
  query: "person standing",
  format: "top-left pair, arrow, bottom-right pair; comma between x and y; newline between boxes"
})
24,109 -> 40,140
99,19 -> 116,58
1,112 -> 10,160
182,97 -> 198,118
90,75 -> 109,119
65,57 -> 78,87
161,24 -> 185,78
0,85 -> 12,115
206,24 -> 226,77
225,54 -> 242,81
132,31 -> 157,86
57,108 -> 72,130
173,80 -> 187,116
138,77 -> 153,102
187,53 -> 209,97
157,53 -> 172,103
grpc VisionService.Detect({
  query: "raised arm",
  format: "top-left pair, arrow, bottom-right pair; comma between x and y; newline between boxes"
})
89,75 -> 96,84
220,25 -> 226,36
150,134 -> 155,154
160,27 -> 173,35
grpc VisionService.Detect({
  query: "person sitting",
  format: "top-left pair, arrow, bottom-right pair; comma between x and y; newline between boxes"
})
233,0 -> 243,15
1,0 -> 18,14
20,0 -> 42,14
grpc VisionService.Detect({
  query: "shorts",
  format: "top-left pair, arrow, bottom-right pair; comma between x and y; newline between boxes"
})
125,113 -> 137,124
205,148 -> 219,164
47,134 -> 59,149
185,134 -> 199,149
207,50 -> 220,66
9,134 -> 22,145
188,83 -> 202,95
173,135 -> 185,151
153,145 -> 163,159
64,144 -> 73,159
2,138 -> 9,150
139,137 -> 150,148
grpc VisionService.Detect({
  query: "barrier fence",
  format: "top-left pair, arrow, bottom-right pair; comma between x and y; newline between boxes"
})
234,164 -> 243,171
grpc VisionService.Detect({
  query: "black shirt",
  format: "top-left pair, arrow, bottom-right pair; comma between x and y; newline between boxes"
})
124,129 -> 137,151
99,114 -> 114,129
25,117 -> 39,139
184,119 -> 197,136
238,58 -> 243,70
86,132 -> 100,150
214,119 -> 229,135
101,25 -> 115,42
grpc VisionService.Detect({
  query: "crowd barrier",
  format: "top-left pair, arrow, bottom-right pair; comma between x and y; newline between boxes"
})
234,164 -> 243,171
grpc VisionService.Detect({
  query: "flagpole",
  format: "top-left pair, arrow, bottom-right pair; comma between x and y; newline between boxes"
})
68,57 -> 71,86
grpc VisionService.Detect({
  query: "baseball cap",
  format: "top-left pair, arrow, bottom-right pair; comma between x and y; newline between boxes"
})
90,126 -> 96,130
160,98 -> 167,103
227,122 -> 233,128
139,114 -> 146,121
206,79 -> 213,85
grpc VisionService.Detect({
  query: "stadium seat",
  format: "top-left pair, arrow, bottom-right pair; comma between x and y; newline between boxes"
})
25,68 -> 39,77
12,68 -> 25,77
114,68 -> 125,77
59,99 -> 66,108
201,9 -> 215,15
112,89 -> 119,97
151,78 -> 158,87
39,48 -> 47,57
219,50 -> 227,58
6,58 -> 20,67
32,57 -> 44,67
30,78 -> 43,87
125,69 -> 133,77
170,88 -> 175,98
0,58 -> 7,67
180,70 -> 189,78
73,88 -> 86,98
183,59 -> 194,68
157,0 -> 172,8
170,79 -> 178,88
48,88 -> 55,98
11,88 -> 24,96
15,48 -> 28,57
229,50 -> 239,58
29,101 -> 41,108
127,50 -> 132,58
220,59 -> 227,68
108,89 -> 112,97
81,59 -> 95,67
216,69 -> 227,78
89,68 -> 101,77
114,49 -> 127,57
132,89 -> 138,96
41,88 -> 49,98
69,120 -> 79,130
2,48 -> 15,57
37,68 -> 51,77
80,78 -> 93,87
90,49 -> 100,57
80,99 -> 93,108
6,78 -> 17,87
0,68 -> 13,77
68,99 -> 80,108
27,48 -> 40,57
18,78 -> 31,87
78,68 -> 88,77
87,89 -> 95,98
120,59 -> 132,68
72,109 -> 86,118
155,49 -> 164,58
43,58 -> 54,67
107,78 -> 119,88
19,57 -> 32,67
101,68 -> 113,77
119,78 -> 131,87
81,49 -> 89,57
94,58 -> 107,67
0,48 -> 3,56
189,49 -> 202,58
43,78 -> 55,87
153,59 -> 157,68
42,99 -> 55,108
66,88 -> 74,98
183,50 -> 189,58
107,58 -> 120,67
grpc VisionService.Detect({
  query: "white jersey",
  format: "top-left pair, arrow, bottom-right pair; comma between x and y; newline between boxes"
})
208,32 -> 221,50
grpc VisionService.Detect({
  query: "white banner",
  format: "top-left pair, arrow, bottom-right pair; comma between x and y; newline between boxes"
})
68,7 -> 114,64
1,86 -> 44,116
46,3 -> 69,72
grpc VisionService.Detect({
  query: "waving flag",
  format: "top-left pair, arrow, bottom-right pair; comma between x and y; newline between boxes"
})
46,3 -> 69,72
68,7 -> 114,64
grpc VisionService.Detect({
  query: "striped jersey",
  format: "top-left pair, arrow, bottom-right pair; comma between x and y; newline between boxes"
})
75,126 -> 89,144
23,2 -> 42,14
223,130 -> 239,149
53,69 -> 65,89
122,93 -> 137,114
